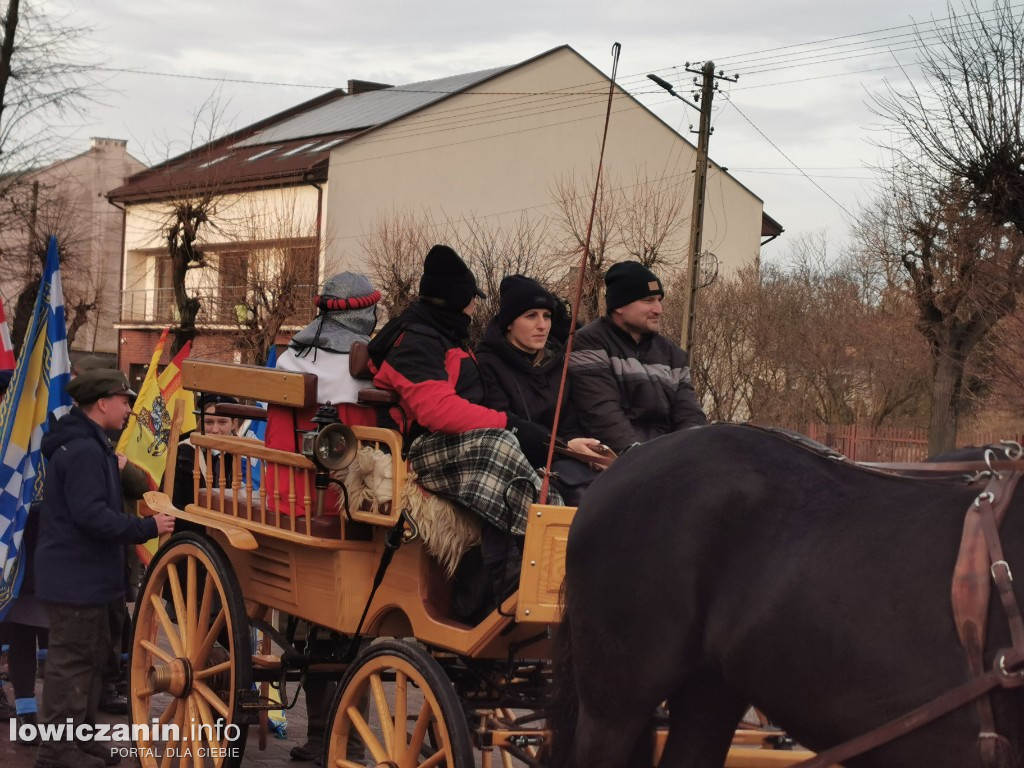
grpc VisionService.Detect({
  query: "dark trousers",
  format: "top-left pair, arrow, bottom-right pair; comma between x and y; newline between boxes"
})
102,601 -> 128,687
5,622 -> 48,699
37,601 -> 114,759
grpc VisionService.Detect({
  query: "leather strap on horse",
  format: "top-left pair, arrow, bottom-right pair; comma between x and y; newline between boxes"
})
791,471 -> 1024,768
791,649 -> 1024,768
953,471 -> 1022,767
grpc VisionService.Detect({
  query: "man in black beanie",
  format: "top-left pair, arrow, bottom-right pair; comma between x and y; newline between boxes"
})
568,260 -> 706,453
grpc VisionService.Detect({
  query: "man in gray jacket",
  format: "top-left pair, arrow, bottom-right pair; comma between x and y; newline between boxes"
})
568,261 -> 706,453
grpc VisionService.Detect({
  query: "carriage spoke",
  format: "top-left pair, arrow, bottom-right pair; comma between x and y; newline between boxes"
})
195,571 -> 214,647
160,696 -> 187,768
185,556 -> 198,658
194,681 -> 231,719
406,699 -> 433,763
140,639 -> 174,664
158,697 -> 180,728
370,673 -> 395,755
347,705 -> 389,764
393,671 -> 408,764
166,565 -> 188,647
192,609 -> 227,667
194,660 -> 232,680
151,595 -> 186,658
500,749 -> 515,768
190,699 -> 204,768
335,762 -> 366,768
192,686 -> 229,759
420,748 -> 449,768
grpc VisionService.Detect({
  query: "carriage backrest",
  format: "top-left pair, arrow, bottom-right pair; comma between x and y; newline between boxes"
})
181,359 -> 317,409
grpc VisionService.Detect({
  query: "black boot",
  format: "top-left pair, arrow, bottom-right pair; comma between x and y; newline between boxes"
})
16,713 -> 40,746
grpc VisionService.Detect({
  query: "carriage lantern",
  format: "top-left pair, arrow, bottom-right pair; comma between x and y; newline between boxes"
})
301,404 -> 357,515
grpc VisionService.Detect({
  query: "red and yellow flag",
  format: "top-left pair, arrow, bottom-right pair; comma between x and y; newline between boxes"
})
117,329 -> 197,563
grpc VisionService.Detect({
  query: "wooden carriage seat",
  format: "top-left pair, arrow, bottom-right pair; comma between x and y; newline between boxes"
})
349,341 -> 400,407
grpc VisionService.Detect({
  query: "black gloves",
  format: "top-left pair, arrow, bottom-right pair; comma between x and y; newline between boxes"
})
506,414 -> 552,467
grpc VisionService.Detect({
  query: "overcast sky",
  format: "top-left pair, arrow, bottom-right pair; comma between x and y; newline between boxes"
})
53,0 -> 976,263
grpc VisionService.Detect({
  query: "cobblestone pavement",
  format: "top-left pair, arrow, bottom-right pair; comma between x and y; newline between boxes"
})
1,679 -> 312,768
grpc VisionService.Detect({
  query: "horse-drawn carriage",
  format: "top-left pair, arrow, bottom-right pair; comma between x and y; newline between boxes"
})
128,358 -> 814,768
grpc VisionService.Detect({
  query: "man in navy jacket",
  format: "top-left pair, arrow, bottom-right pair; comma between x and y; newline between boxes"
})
33,369 -> 174,768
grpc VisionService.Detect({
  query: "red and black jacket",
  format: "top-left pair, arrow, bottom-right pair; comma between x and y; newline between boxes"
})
368,301 -> 508,442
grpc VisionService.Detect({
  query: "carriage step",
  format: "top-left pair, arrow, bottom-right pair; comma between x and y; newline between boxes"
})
251,654 -> 282,670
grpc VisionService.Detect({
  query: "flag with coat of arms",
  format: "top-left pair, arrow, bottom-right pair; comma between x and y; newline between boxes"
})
0,236 -> 72,619
117,327 -> 196,564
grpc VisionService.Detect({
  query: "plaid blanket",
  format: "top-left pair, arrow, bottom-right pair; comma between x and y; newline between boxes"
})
409,429 -> 562,535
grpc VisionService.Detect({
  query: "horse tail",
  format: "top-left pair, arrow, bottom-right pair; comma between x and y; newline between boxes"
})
545,589 -> 579,768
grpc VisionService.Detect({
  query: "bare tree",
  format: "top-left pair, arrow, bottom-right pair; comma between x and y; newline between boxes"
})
2,178 -> 99,353
213,196 -> 320,365
155,90 -> 236,354
549,169 -> 621,322
857,175 -> 1024,453
871,0 -> 1024,235
616,171 -> 689,270
362,209 -> 560,345
363,208 -> 440,320
0,1 -> 98,200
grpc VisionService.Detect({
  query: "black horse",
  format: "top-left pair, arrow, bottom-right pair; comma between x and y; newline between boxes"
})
548,424 -> 1024,768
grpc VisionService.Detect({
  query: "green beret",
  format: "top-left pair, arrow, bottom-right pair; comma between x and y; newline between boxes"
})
66,368 -> 137,405
73,355 -> 112,375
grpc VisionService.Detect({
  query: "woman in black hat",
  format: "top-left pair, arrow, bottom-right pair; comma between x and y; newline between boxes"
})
367,246 -> 562,536
475,275 -> 606,504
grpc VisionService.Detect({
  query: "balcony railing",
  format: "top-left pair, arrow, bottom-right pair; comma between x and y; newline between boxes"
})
120,285 -> 317,326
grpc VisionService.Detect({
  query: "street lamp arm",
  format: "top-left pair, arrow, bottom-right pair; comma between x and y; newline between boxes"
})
647,74 -> 700,111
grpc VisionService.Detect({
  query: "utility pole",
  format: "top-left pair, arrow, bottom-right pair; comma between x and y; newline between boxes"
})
648,62 -> 737,352
680,61 -> 715,352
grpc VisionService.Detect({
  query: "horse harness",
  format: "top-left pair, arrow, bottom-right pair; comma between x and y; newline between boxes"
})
756,431 -> 1024,768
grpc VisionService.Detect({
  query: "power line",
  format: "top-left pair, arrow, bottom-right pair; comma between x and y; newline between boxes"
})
723,97 -> 855,219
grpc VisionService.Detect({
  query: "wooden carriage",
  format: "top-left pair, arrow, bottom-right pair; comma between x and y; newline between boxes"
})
129,359 -> 814,768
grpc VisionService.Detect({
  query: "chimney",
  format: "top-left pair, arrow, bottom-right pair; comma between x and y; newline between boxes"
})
347,79 -> 393,95
91,137 -> 128,152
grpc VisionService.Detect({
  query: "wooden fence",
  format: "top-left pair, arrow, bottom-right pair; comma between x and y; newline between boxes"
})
773,423 -> 1024,462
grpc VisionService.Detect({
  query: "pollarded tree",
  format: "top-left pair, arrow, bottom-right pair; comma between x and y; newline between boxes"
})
867,0 -> 1024,451
872,0 -> 1024,236
858,177 -> 1024,453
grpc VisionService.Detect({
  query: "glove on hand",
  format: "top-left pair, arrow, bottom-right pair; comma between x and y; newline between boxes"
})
505,414 -> 552,467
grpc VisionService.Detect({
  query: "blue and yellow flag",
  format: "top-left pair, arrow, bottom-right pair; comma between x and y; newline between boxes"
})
0,236 -> 72,619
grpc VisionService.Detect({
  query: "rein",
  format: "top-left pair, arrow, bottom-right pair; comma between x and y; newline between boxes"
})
538,42 -> 621,504
791,466 -> 1024,768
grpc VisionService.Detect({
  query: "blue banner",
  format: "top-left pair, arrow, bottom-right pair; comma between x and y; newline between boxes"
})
0,237 -> 72,619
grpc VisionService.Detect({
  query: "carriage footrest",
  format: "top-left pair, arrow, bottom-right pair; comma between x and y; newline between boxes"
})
252,654 -> 282,670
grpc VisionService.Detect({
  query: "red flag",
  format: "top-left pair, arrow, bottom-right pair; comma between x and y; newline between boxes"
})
0,298 -> 14,370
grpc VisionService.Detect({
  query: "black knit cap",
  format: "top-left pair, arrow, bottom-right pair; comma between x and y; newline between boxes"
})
604,261 -> 664,313
419,244 -> 485,311
497,275 -> 556,330
198,393 -> 239,412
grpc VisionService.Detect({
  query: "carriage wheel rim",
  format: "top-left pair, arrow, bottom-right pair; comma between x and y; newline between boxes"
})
130,536 -> 249,767
328,653 -> 460,768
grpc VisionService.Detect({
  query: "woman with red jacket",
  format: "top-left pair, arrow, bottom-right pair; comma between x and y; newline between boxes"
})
367,245 -> 561,541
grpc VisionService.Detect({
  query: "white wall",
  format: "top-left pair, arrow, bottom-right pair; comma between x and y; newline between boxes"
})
325,46 -> 764,278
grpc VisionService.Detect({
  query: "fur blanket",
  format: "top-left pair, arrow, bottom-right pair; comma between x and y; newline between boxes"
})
332,446 -> 481,576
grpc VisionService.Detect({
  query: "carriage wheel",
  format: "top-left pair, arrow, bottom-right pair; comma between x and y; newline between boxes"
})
323,639 -> 473,768
130,532 -> 252,768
